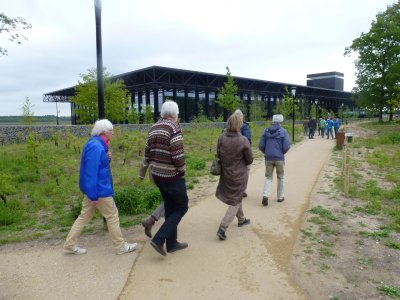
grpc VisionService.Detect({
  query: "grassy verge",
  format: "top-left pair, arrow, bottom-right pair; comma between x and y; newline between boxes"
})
0,122 -> 303,245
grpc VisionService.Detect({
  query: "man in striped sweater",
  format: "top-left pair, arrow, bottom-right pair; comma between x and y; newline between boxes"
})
144,100 -> 189,256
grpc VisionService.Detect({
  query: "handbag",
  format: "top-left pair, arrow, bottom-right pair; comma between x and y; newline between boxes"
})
210,155 -> 221,176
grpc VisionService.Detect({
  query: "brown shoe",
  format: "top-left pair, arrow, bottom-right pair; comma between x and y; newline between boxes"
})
142,216 -> 156,238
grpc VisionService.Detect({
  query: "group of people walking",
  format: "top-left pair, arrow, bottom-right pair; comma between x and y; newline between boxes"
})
303,116 -> 341,139
63,100 -> 291,257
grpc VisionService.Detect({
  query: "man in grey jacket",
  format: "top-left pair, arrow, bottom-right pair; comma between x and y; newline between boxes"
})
258,114 -> 291,206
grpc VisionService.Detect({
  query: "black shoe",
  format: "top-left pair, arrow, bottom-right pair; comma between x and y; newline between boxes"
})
262,196 -> 268,206
242,192 -> 248,198
167,242 -> 188,253
217,228 -> 226,240
277,198 -> 285,203
238,218 -> 251,227
150,241 -> 166,256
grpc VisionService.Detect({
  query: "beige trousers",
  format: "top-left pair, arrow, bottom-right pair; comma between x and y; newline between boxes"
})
263,160 -> 285,200
64,196 -> 125,250
220,203 -> 245,231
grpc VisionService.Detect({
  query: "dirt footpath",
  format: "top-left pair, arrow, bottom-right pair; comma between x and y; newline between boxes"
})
0,137 -> 335,300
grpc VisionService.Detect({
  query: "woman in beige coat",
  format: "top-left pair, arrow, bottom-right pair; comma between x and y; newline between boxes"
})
216,113 -> 254,240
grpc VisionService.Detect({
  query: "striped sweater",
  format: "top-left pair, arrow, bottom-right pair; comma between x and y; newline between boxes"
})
144,118 -> 185,183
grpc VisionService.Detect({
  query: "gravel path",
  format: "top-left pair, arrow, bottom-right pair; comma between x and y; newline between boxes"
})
0,137 -> 336,300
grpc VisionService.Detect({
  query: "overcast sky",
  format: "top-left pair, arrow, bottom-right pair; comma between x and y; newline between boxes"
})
0,0 -> 394,116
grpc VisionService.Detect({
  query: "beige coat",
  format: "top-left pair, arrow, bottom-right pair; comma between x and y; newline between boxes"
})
216,131 -> 253,206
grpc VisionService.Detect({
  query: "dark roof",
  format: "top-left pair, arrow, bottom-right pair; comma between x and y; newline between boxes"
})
43,65 -> 352,103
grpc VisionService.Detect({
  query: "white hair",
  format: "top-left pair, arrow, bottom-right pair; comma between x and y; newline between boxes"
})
234,109 -> 244,118
272,114 -> 284,123
161,100 -> 179,119
91,119 -> 113,136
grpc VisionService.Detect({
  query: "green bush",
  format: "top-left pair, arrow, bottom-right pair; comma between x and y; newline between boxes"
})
186,156 -> 206,170
114,185 -> 161,215
0,201 -> 23,226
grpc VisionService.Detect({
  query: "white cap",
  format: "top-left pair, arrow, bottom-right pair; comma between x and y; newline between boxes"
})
272,114 -> 284,123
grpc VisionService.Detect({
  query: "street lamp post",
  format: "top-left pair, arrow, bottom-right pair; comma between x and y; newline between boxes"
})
291,87 -> 296,142
94,0 -> 105,119
56,100 -> 59,125
341,103 -> 344,121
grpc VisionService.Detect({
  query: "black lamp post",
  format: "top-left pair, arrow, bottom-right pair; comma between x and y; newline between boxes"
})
56,100 -> 59,125
291,87 -> 296,142
341,103 -> 344,121
94,0 -> 105,119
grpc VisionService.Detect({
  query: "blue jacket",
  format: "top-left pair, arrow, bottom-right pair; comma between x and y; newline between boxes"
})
79,136 -> 113,201
258,124 -> 291,161
240,121 -> 252,144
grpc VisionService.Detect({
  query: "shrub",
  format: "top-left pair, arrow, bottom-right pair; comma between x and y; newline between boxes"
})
0,201 -> 23,226
114,185 -> 162,215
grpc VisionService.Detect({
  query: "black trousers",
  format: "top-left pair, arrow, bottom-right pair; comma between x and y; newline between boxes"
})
152,177 -> 189,250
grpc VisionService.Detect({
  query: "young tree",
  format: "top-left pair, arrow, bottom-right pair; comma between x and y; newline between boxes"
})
143,105 -> 154,124
344,2 -> 400,122
216,66 -> 241,115
273,87 -> 300,120
249,96 -> 265,121
70,68 -> 131,124
21,96 -> 34,125
0,13 -> 32,56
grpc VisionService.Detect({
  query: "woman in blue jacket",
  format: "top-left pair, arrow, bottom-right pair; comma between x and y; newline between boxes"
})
258,114 -> 291,206
63,119 -> 137,255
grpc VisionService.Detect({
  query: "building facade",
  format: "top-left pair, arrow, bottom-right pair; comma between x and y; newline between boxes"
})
43,66 -> 353,124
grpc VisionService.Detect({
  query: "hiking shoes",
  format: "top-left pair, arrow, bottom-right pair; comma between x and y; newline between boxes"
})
238,218 -> 251,227
150,241 -> 167,256
117,242 -> 138,255
217,228 -> 226,240
64,245 -> 87,255
167,242 -> 188,253
262,196 -> 269,206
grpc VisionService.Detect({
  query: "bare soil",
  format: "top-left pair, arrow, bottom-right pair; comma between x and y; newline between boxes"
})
289,124 -> 400,300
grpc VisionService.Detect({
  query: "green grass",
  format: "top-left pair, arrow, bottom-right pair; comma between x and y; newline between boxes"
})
0,122 -> 276,244
337,121 -> 400,235
308,206 -> 339,221
378,284 -> 400,298
358,256 -> 373,265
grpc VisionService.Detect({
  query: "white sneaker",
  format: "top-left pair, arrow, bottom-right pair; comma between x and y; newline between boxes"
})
117,242 -> 138,255
64,245 -> 87,255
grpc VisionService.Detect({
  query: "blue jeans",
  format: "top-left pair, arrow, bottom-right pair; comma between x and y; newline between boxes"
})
152,177 -> 189,250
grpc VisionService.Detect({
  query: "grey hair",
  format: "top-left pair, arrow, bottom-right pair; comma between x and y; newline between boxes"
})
161,100 -> 179,119
91,119 -> 113,136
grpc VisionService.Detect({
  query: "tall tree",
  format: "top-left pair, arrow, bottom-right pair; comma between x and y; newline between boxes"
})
21,96 -> 34,125
70,68 -> 133,124
216,66 -> 241,116
0,13 -> 32,56
344,2 -> 400,122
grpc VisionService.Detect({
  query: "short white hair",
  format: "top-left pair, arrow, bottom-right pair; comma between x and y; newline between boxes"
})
234,109 -> 244,118
91,119 -> 113,136
272,114 -> 284,123
161,100 -> 179,119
